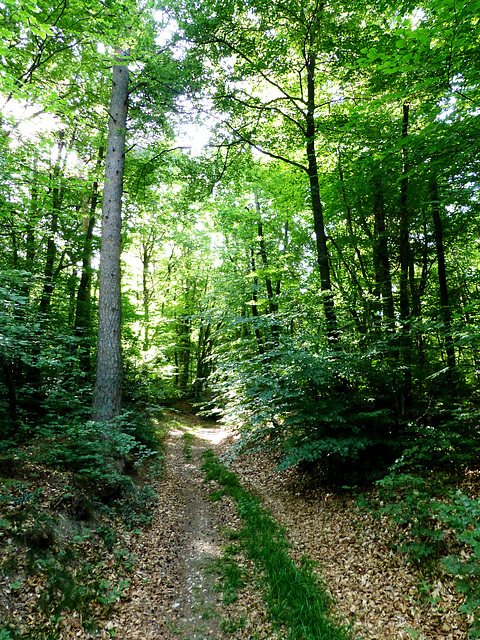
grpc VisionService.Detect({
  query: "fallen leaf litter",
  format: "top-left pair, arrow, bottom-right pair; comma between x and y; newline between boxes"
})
0,410 -> 471,639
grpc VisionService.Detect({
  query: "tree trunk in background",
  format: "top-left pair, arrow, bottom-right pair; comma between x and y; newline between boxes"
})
1,354 -> 17,435
399,104 -> 412,413
306,50 -> 337,344
249,246 -> 265,355
255,189 -> 279,346
25,162 -> 38,295
141,234 -> 155,352
75,145 -> 104,373
92,52 -> 129,422
430,176 -> 456,371
399,104 -> 410,323
372,178 -> 395,326
38,131 -> 66,315
177,281 -> 194,393
339,155 -> 369,285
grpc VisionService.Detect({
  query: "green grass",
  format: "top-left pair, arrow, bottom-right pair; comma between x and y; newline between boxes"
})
201,450 -> 353,640
181,431 -> 195,461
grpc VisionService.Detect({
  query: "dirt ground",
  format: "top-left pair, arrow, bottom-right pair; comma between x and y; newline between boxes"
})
81,410 -> 468,640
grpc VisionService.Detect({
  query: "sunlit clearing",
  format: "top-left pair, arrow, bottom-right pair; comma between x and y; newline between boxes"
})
195,428 -> 230,444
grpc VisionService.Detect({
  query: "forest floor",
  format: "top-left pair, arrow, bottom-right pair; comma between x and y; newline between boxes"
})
92,410 -> 468,640
0,410 -> 470,639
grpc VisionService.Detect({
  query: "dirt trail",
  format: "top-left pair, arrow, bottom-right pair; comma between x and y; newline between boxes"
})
168,426 -> 225,639
95,414 -> 467,640
100,419 -> 236,640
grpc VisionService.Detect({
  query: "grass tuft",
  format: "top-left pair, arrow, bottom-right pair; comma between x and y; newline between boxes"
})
201,450 -> 352,640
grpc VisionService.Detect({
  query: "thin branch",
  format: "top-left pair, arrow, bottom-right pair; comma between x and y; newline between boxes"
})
224,121 -> 308,173
209,34 -> 306,119
216,91 -> 307,136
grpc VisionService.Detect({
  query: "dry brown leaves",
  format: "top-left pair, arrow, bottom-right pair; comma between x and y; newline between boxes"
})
226,444 -> 470,640
1,415 -> 472,640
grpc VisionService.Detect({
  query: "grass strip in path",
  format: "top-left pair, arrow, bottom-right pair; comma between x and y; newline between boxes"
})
201,450 -> 353,640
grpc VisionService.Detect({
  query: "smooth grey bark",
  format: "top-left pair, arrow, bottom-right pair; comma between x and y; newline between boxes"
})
92,53 -> 129,422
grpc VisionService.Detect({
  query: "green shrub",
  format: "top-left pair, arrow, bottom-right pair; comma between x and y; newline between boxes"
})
214,338 -> 400,485
371,473 -> 480,638
32,415 -> 156,500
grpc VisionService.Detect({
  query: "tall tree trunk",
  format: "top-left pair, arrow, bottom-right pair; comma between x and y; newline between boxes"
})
306,51 -> 337,343
430,176 -> 455,371
92,52 -> 129,422
38,131 -> 66,315
372,178 -> 395,326
75,145 -> 104,365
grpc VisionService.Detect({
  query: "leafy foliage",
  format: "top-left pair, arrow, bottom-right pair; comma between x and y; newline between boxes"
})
369,471 -> 480,637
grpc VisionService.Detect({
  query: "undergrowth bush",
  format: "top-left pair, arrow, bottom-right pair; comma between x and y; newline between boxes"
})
213,322 -> 480,487
0,403 -> 165,637
26,412 -> 158,501
370,469 -> 480,638
214,336 -> 401,485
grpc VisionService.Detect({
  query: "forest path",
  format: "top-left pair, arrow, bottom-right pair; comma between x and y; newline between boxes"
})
102,412 -> 254,640
165,423 -> 228,639
99,411 -> 466,640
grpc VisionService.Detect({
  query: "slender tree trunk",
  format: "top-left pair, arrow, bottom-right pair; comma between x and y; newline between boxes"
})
177,316 -> 191,392
38,131 -> 66,315
430,176 -> 455,371
372,178 -> 395,325
143,245 -> 150,351
9,213 -> 18,268
177,281 -> 193,392
338,154 -> 369,285
306,51 -> 337,343
194,323 -> 209,395
249,247 -> 264,355
92,52 -> 129,422
67,269 -> 77,326
141,236 -> 155,352
1,354 -> 17,434
75,145 -> 104,361
254,189 -> 279,346
399,104 -> 410,322
20,161 -> 39,307
399,104 -> 412,413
